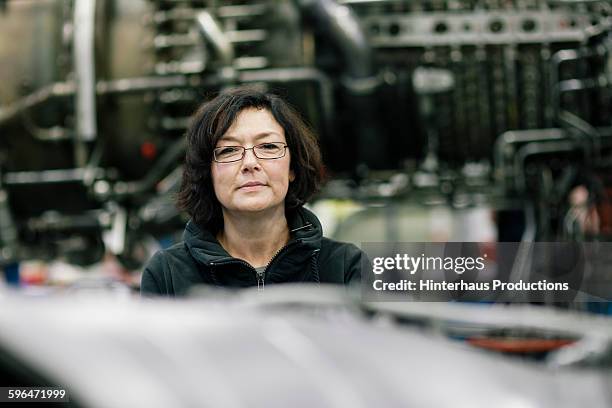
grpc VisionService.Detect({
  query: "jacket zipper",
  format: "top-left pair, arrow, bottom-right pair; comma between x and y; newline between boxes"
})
209,259 -> 262,290
260,222 -> 314,288
263,221 -> 312,275
209,222 -> 312,291
261,239 -> 303,288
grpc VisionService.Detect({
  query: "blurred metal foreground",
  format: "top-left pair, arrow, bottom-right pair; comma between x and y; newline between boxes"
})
0,285 -> 610,408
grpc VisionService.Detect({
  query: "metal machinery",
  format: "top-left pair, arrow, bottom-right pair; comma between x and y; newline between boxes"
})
0,0 -> 611,268
0,287 -> 611,406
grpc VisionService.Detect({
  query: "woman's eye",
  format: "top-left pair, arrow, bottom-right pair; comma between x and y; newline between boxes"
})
218,147 -> 239,155
260,143 -> 279,150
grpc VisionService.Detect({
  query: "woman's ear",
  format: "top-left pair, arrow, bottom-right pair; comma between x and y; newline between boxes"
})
289,169 -> 296,182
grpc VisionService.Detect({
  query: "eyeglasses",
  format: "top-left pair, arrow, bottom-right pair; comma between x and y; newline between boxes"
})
213,142 -> 288,163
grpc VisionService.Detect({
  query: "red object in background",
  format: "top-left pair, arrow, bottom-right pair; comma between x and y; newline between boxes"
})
478,242 -> 496,262
467,337 -> 575,353
140,142 -> 157,160
19,263 -> 48,285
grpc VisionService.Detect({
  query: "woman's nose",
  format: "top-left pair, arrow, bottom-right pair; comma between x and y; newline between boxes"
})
241,148 -> 260,169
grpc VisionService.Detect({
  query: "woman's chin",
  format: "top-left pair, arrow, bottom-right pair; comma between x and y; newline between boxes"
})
232,198 -> 281,213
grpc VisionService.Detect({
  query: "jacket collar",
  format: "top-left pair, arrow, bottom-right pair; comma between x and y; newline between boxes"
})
184,206 -> 323,267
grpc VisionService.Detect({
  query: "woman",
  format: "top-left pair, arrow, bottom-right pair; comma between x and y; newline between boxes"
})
141,87 -> 363,296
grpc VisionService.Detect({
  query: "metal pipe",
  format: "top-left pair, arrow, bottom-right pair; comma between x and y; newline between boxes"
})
296,0 -> 385,169
96,76 -> 191,95
513,141 -> 577,193
114,138 -> 187,197
549,45 -> 608,122
550,49 -> 579,123
0,188 -> 18,261
494,129 -> 566,190
3,168 -> 105,186
240,67 -> 334,122
25,210 -> 104,232
558,110 -> 601,160
495,129 -> 566,160
73,0 -> 98,143
0,82 -> 75,126
195,10 -> 235,67
295,0 -> 378,93
0,76 -> 191,128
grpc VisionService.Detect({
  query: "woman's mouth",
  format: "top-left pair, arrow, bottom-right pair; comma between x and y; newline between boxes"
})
239,181 -> 265,190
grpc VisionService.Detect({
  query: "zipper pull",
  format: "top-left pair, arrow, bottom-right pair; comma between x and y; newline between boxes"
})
256,270 -> 265,291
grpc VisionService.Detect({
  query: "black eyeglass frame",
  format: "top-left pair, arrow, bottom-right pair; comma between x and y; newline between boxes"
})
212,142 -> 288,163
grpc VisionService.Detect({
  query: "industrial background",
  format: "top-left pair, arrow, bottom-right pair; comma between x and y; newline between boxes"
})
0,1 -> 611,406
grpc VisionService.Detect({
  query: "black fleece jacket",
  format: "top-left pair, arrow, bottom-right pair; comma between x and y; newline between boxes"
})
140,207 -> 363,297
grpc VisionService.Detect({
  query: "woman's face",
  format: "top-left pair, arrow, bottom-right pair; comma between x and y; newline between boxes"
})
211,108 -> 294,216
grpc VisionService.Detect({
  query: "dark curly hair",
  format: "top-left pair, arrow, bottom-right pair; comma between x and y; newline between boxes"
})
177,87 -> 324,231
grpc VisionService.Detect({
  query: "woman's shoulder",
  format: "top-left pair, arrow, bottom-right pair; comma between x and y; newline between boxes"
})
144,241 -> 194,272
141,241 -> 202,296
319,237 -> 363,260
320,236 -> 355,248
318,237 -> 363,284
